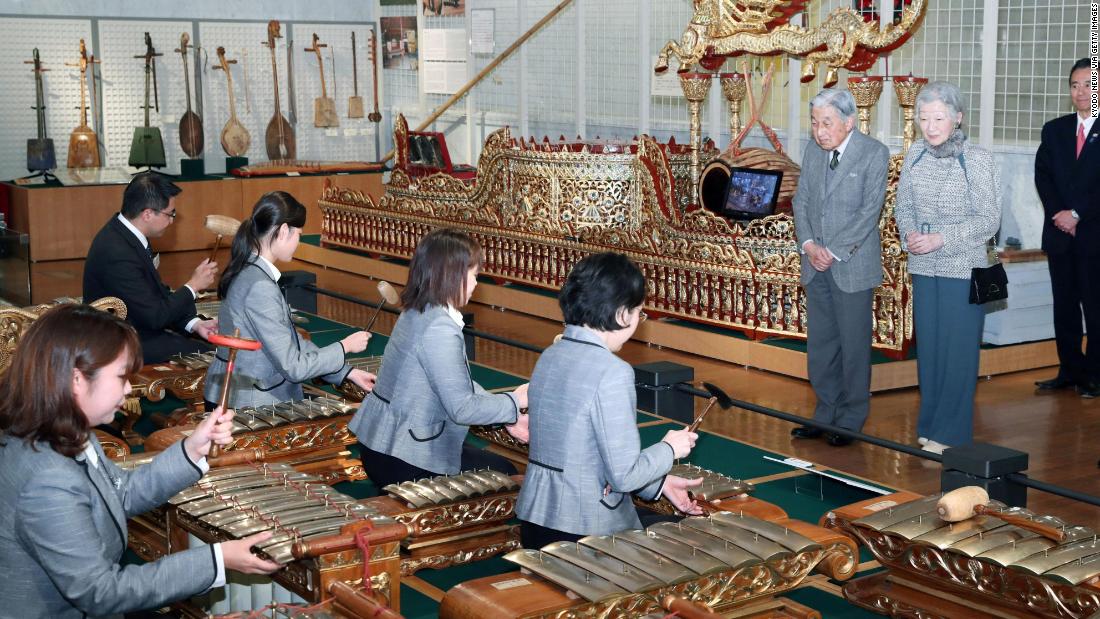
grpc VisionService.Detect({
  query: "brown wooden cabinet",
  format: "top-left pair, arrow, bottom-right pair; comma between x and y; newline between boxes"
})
3,172 -> 384,302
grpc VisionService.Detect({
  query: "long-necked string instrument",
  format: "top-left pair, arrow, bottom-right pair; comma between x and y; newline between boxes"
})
264,20 -> 296,159
66,40 -> 100,168
25,48 -> 56,173
367,29 -> 382,123
204,214 -> 240,262
176,32 -> 204,158
214,46 -> 250,157
348,31 -> 364,118
207,330 -> 262,458
128,32 -> 166,168
86,51 -> 105,164
306,33 -> 338,128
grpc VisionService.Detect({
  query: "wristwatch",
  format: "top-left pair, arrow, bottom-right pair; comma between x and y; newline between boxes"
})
1071,210 -> 1081,220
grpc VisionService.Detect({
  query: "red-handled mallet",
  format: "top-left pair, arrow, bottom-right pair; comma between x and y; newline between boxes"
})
207,329 -> 262,458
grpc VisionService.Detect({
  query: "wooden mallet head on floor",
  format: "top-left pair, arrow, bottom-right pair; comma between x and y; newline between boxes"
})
363,280 -> 400,332
206,329 -> 261,458
204,214 -> 241,263
688,381 -> 735,432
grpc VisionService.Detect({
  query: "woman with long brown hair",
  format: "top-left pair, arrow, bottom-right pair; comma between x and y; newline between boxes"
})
0,304 -> 280,618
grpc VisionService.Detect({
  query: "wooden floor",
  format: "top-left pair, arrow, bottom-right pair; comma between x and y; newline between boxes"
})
300,261 -> 1100,533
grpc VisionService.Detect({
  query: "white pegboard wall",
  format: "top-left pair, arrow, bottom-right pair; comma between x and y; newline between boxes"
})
0,17 -> 94,182
289,22 -> 379,163
98,20 -> 193,173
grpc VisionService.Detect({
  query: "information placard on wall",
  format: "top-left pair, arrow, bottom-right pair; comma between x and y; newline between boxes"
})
421,28 -> 466,61
470,9 -> 494,55
423,60 -> 467,94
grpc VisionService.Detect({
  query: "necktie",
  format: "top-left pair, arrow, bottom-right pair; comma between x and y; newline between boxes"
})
829,150 -> 840,170
1078,123 -> 1086,159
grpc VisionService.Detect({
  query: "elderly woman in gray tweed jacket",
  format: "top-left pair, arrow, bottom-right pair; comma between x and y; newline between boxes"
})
895,81 -> 1002,455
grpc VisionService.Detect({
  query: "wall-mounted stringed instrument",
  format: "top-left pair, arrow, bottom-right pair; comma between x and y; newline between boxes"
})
128,32 -> 166,168
306,33 -> 338,128
367,29 -> 382,123
25,48 -> 56,172
264,20 -> 296,160
67,40 -> 100,168
348,31 -> 364,118
214,46 -> 250,157
177,32 -> 204,158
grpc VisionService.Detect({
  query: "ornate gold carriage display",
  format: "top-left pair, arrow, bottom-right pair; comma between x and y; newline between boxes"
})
321,112 -> 911,353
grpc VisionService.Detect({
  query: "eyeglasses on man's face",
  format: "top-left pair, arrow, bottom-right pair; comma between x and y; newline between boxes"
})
149,208 -> 177,220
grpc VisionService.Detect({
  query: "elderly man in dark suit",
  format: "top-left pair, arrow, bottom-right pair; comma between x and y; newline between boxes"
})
1035,58 -> 1100,398
791,88 -> 890,447
83,172 -> 218,363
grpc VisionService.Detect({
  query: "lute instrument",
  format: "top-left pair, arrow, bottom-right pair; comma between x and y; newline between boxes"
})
214,47 -> 251,157
67,40 -> 100,168
128,32 -> 166,168
25,48 -> 56,172
306,33 -> 338,128
347,31 -> 364,118
176,32 -> 204,158
367,29 -> 382,123
264,20 -> 296,159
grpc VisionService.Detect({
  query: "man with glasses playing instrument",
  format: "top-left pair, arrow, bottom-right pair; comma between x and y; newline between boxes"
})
84,171 -> 218,363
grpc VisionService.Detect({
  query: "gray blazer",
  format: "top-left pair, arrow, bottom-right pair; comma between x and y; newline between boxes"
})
204,261 -> 351,407
793,130 -> 890,293
0,434 -> 217,619
895,140 -> 1003,280
515,326 -> 673,536
348,305 -> 519,475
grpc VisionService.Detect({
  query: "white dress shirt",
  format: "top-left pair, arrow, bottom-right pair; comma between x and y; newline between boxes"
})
117,213 -> 200,333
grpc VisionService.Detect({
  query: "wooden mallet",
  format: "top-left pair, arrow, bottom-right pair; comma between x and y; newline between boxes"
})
688,381 -> 735,432
937,486 -> 1069,542
204,214 -> 241,263
363,280 -> 400,332
207,329 -> 261,458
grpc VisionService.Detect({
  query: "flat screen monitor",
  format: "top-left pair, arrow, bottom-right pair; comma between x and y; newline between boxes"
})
714,167 -> 783,221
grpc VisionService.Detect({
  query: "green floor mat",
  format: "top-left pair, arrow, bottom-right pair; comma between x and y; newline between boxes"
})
638,423 -> 795,480
396,583 -> 440,619
413,555 -> 516,593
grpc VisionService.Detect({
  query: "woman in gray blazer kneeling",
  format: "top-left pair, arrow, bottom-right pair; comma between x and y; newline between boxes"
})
0,304 -> 280,619
516,252 -> 702,549
204,192 -> 376,409
348,228 -> 529,490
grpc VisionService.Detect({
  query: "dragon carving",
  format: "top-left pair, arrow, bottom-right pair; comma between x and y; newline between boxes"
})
656,0 -> 927,83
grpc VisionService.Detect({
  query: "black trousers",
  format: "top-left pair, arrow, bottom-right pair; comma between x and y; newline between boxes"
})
1048,251 -> 1100,384
519,506 -> 680,549
357,442 -> 517,493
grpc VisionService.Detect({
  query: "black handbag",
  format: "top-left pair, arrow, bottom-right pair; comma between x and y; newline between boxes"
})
969,260 -> 1008,304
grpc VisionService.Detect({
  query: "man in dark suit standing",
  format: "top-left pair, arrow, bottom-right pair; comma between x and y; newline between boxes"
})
83,172 -> 218,363
791,88 -> 890,446
1035,58 -> 1100,397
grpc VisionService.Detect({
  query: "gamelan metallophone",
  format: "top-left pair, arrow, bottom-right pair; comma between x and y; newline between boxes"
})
329,356 -> 384,402
162,461 -> 409,616
296,469 -> 525,576
144,396 -> 365,484
440,503 -> 859,619
134,350 -> 218,406
825,491 -> 1100,618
